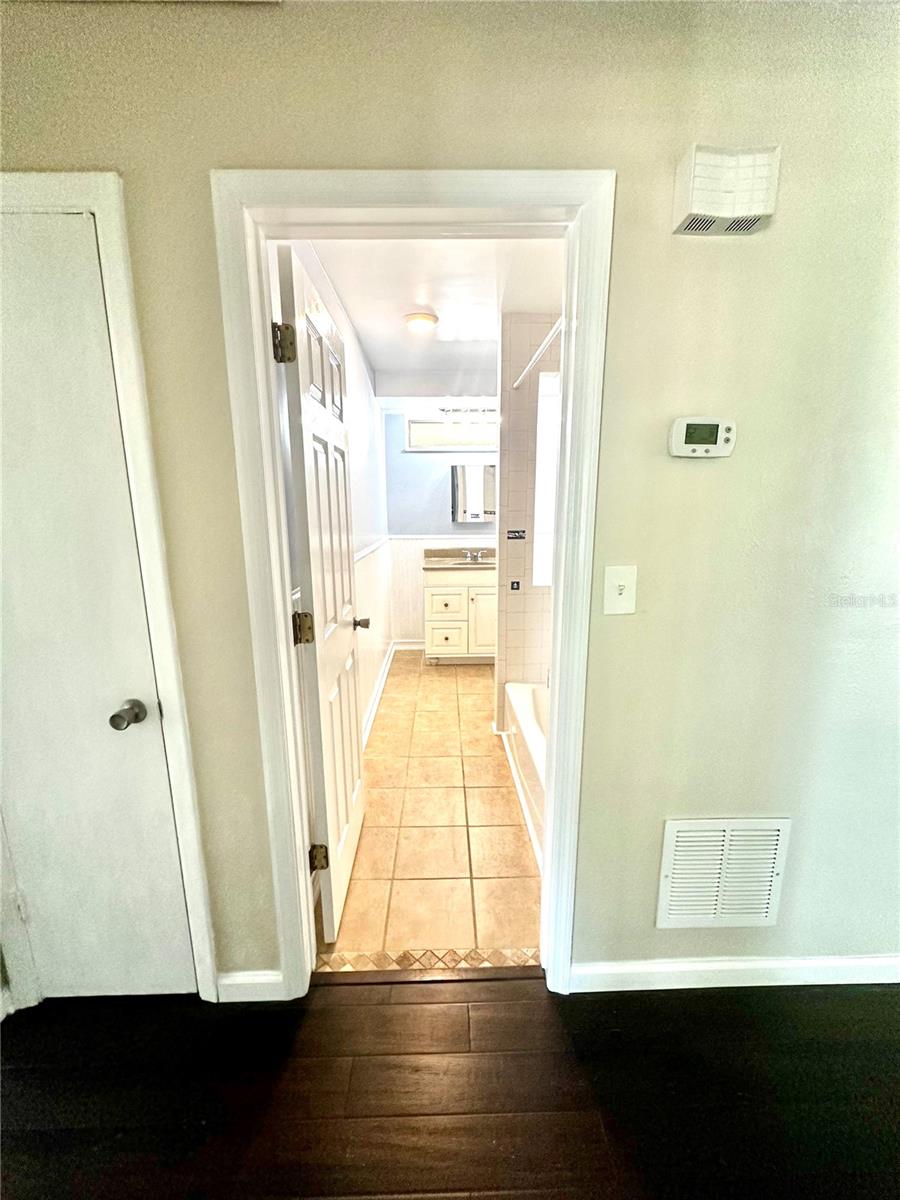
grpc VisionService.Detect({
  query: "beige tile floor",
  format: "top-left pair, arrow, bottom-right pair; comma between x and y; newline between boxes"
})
318,651 -> 541,969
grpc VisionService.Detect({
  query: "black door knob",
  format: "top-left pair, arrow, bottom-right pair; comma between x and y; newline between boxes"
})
353,617 -> 370,630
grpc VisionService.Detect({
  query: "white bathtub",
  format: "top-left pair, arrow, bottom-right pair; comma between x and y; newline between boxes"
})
502,682 -> 549,873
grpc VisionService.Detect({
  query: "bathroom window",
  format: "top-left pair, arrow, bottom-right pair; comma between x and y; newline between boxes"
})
532,373 -> 561,587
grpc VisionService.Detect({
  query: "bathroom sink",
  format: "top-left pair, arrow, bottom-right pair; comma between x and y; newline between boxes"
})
422,549 -> 496,570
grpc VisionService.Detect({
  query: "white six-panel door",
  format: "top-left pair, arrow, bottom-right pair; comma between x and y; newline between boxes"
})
274,246 -> 365,943
1,211 -> 196,997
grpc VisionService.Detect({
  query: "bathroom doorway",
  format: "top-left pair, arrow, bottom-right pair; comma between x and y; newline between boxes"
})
212,170 -> 614,999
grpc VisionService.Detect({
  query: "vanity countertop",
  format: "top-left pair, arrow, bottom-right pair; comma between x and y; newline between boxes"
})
423,548 -> 496,572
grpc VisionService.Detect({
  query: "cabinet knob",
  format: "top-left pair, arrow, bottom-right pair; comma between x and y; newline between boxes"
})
443,601 -> 449,608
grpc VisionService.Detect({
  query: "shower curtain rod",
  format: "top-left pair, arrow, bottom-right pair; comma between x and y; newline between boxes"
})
511,317 -> 562,390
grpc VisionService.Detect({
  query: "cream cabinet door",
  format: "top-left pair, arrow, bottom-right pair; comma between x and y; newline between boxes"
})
468,587 -> 498,655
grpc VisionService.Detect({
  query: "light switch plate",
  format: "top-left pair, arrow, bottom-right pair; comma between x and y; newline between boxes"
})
603,565 -> 637,614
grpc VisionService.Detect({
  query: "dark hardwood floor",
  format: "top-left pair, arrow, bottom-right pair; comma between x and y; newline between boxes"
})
2,973 -> 898,1199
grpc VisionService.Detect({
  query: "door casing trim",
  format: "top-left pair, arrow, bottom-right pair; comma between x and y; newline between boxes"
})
2,173 -> 217,1003
210,170 -> 616,998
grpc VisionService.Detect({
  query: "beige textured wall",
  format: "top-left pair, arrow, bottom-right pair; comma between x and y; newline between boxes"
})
2,3 -> 896,973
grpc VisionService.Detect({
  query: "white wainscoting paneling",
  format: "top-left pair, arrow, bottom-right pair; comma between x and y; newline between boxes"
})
389,535 -> 495,642
354,538 -> 392,727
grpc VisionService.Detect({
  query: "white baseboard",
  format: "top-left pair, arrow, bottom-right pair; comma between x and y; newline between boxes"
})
362,642 -> 395,746
567,953 -> 900,994
216,969 -> 286,1002
500,730 -> 543,876
393,639 -> 425,649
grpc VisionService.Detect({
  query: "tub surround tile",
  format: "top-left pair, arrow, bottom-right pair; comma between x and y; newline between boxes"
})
394,826 -> 470,879
402,787 -> 467,827
469,826 -> 538,877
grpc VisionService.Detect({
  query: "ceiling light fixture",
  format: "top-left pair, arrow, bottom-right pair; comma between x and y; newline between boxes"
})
405,311 -> 439,334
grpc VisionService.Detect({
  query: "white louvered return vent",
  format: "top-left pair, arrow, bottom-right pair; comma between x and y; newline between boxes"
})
656,819 -> 791,928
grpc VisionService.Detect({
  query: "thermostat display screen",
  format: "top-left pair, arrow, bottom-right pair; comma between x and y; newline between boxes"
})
684,422 -> 719,445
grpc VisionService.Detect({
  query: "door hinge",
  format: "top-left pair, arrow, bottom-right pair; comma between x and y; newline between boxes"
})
271,321 -> 297,364
292,611 -> 315,645
308,843 -> 329,872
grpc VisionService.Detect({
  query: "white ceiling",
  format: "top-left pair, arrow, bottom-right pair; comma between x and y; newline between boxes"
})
311,238 -> 565,384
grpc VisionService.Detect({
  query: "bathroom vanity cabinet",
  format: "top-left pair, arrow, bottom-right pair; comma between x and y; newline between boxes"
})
422,554 -> 497,660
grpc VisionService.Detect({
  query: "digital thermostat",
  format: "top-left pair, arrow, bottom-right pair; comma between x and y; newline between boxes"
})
668,417 -> 736,458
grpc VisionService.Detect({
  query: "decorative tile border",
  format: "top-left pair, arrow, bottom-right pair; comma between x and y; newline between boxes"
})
315,947 -> 540,973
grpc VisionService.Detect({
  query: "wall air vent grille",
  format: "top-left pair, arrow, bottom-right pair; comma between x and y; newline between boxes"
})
725,216 -> 762,234
673,145 -> 781,236
656,818 -> 791,928
683,214 -> 717,234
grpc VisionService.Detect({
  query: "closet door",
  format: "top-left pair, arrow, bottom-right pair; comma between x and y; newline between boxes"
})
1,211 -> 195,997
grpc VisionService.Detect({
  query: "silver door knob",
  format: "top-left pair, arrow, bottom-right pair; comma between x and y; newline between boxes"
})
353,617 -> 370,630
109,699 -> 148,731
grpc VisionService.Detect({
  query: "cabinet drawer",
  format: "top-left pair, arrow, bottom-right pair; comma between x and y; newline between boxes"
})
425,621 -> 469,656
425,587 -> 467,619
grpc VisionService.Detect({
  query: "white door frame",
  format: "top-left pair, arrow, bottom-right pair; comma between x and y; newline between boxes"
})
1,173 -> 217,1003
210,170 -> 615,998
